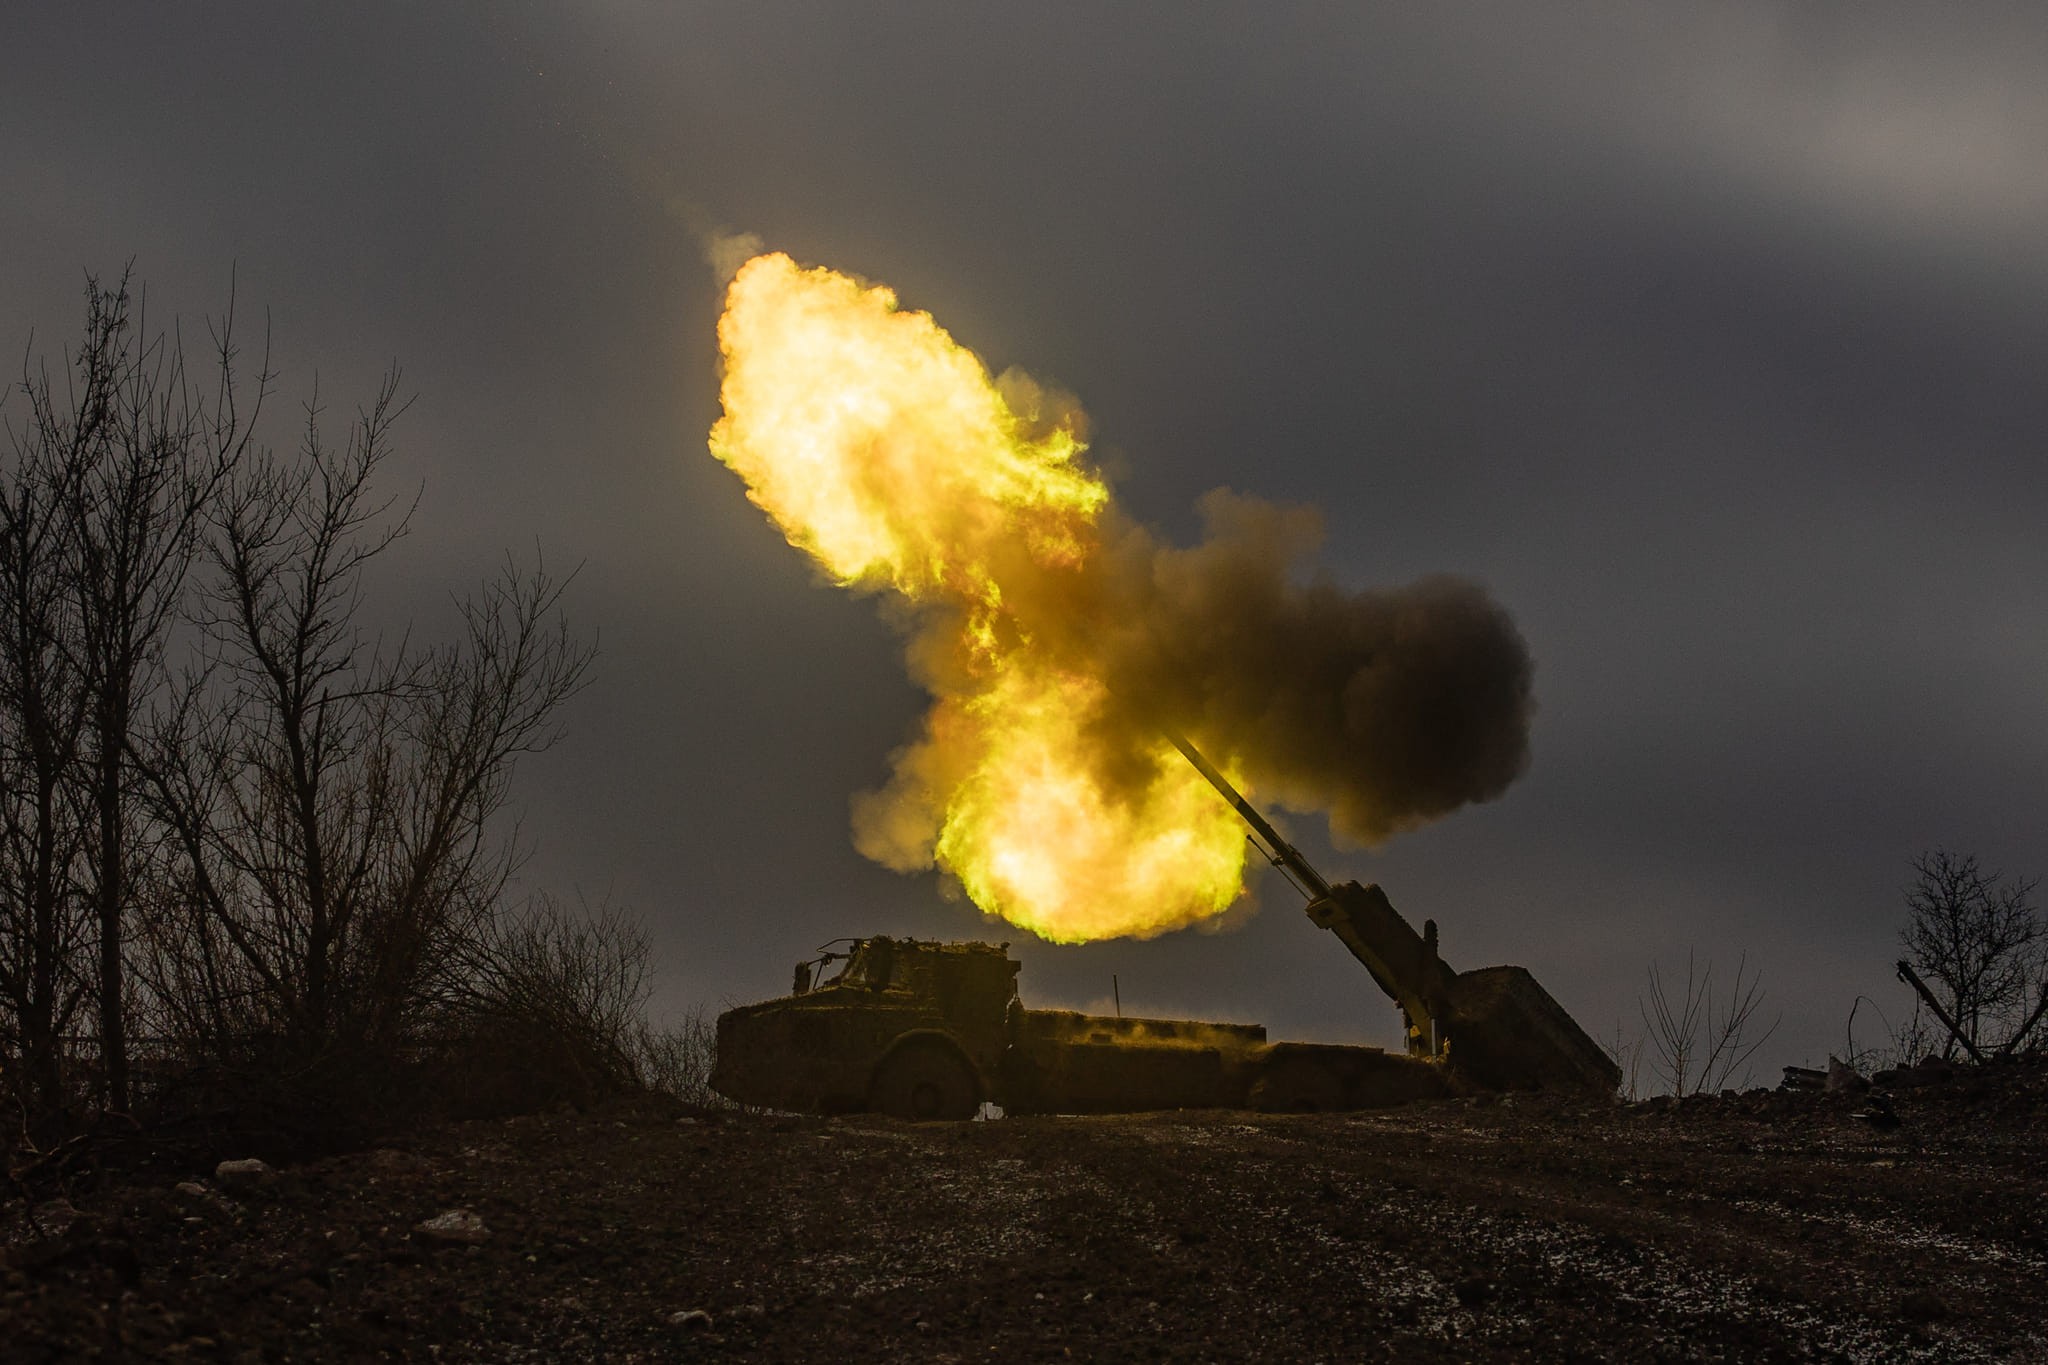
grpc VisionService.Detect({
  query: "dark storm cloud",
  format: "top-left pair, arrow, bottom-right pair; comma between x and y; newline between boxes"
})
3,2 -> 2045,1062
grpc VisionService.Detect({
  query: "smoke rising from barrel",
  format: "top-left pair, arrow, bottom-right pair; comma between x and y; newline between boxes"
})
1078,493 -> 1532,846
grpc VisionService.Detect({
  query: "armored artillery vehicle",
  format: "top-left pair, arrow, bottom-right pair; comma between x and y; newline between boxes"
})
712,734 -> 1617,1118
713,936 -> 1448,1118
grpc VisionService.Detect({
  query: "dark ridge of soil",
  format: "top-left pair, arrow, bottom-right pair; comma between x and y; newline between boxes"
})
4,1063 -> 2045,1362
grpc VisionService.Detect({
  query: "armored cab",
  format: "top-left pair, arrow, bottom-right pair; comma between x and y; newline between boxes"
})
713,938 -> 1016,1119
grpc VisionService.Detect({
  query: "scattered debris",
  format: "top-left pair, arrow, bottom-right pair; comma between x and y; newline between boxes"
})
27,1199 -> 80,1236
1875,1056 -> 1963,1089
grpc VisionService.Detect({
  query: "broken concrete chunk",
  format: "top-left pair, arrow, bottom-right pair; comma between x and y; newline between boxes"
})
415,1209 -> 490,1244
214,1158 -> 276,1188
1899,1288 -> 1950,1321
1780,1065 -> 1825,1091
1825,1056 -> 1870,1094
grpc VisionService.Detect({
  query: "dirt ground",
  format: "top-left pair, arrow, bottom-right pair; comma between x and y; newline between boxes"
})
4,1061 -> 2045,1363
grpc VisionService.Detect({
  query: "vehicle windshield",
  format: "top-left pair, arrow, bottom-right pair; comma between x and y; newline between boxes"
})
804,938 -> 864,990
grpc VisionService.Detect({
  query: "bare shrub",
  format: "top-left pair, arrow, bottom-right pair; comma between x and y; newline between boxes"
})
131,380 -> 592,1112
631,1008 -> 723,1109
1640,951 -> 1779,1096
436,895 -> 652,1117
1602,1022 -> 1646,1102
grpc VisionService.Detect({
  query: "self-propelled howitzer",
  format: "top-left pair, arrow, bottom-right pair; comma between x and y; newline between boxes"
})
710,741 -> 1616,1119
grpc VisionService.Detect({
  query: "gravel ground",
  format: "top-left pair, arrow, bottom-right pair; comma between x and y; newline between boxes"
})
4,1061 -> 2045,1362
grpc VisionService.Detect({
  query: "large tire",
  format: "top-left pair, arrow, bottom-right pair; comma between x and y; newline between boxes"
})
869,1040 -> 980,1121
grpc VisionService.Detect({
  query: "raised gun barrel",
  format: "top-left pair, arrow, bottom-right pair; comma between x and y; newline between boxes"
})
1163,727 -> 1450,1055
1163,728 -> 1619,1094
1163,730 -> 1330,900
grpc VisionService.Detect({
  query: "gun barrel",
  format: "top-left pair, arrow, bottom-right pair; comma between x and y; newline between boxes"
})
1163,729 -> 1332,901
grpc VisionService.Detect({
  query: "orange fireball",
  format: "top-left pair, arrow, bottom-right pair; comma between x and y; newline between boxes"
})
709,252 -> 1248,940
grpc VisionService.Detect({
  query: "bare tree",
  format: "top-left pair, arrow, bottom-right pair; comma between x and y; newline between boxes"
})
0,380 -> 92,1120
2,268 -> 612,1141
57,274 -> 251,1111
135,376 -> 593,1085
1899,850 -> 2043,1057
1640,951 -> 1778,1096
0,270 -> 253,1118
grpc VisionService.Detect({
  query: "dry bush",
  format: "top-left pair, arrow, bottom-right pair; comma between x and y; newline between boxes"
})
1602,1022 -> 1646,1102
1640,950 -> 1779,1096
631,1008 -> 723,1109
1843,993 -> 1946,1074
433,895 -> 653,1118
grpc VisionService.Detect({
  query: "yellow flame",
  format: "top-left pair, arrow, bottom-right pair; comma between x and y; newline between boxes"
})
709,252 -> 1248,940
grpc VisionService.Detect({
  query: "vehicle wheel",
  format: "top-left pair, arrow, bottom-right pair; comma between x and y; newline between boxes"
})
869,1041 -> 979,1121
1250,1059 -> 1346,1113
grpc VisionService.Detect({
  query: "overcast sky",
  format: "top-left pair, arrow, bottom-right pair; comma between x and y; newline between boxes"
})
5,3 -> 2045,1074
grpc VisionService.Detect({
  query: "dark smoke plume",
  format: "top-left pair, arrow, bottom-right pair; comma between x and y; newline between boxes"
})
1032,489 -> 1534,845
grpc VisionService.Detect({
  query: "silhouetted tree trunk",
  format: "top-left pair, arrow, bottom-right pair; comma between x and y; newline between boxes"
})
0,397 -> 92,1119
1,271 -> 259,1120
45,273 -> 252,1112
